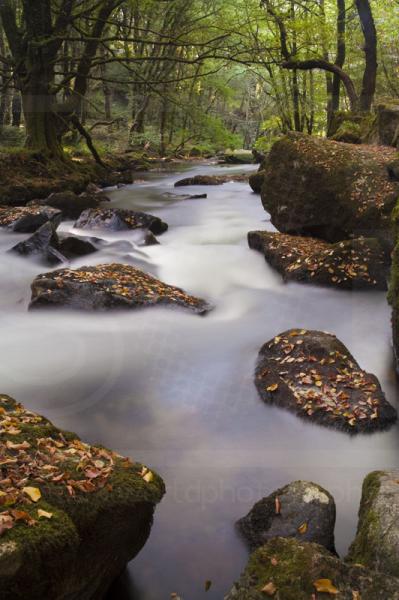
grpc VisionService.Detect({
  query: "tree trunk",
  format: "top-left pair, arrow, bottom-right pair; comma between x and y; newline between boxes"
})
355,0 -> 377,112
11,90 -> 22,127
21,87 -> 63,159
331,0 -> 346,114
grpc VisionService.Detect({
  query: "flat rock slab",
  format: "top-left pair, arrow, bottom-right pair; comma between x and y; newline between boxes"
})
29,263 -> 211,314
224,537 -> 399,600
255,329 -> 397,433
0,394 -> 164,600
248,231 -> 388,290
238,480 -> 336,553
174,173 -> 249,186
75,207 -> 168,235
348,470 -> 399,577
0,206 -> 62,233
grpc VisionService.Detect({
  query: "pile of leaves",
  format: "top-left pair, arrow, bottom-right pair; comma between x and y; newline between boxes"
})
248,231 -> 388,290
255,329 -> 397,433
30,263 -> 211,314
0,395 -> 153,537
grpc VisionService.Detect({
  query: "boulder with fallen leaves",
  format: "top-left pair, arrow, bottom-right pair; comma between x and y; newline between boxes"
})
75,207 -> 168,235
237,481 -> 336,553
249,171 -> 266,194
347,470 -> 399,577
255,329 -> 397,433
29,263 -> 211,314
0,394 -> 165,600
260,133 -> 399,245
224,537 -> 399,599
30,187 -> 110,220
174,173 -> 249,187
0,205 -> 62,233
248,231 -> 389,290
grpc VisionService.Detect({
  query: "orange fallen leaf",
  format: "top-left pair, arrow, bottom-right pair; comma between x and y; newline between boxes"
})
298,522 -> 308,534
261,582 -> 277,596
267,384 -> 279,392
23,487 -> 41,503
275,496 -> 281,515
313,579 -> 339,595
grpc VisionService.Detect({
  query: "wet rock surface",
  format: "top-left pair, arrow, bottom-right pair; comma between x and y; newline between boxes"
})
75,207 -> 168,235
347,470 -> 399,577
249,170 -> 265,194
0,206 -> 62,233
238,480 -> 336,553
260,133 -> 399,244
0,394 -> 165,600
30,188 -> 110,220
10,223 -> 97,265
29,263 -> 212,314
174,173 -> 250,186
224,537 -> 399,600
255,329 -> 397,433
248,231 -> 388,290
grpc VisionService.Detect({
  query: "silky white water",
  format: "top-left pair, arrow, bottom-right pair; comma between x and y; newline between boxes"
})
1,163 -> 398,599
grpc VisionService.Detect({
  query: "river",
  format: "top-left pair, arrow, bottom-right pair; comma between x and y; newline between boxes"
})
0,162 -> 398,599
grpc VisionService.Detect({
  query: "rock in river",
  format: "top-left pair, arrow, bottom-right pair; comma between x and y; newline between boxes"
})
31,188 -> 110,220
248,231 -> 388,290
29,263 -> 211,314
347,470 -> 399,577
10,222 -> 97,265
261,133 -> 399,244
0,205 -> 62,233
224,537 -> 399,600
255,329 -> 397,433
174,173 -> 249,186
75,207 -> 168,235
237,480 -> 336,553
248,170 -> 265,194
0,394 -> 165,600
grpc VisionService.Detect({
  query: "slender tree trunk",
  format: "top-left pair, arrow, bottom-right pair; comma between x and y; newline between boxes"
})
331,0 -> 346,114
11,90 -> 21,127
355,0 -> 377,111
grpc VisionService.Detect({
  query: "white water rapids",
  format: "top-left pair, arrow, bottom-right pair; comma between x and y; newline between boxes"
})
0,162 -> 398,599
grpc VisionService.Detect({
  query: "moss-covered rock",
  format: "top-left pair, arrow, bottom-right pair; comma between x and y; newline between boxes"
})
29,263 -> 212,314
248,231 -> 389,290
0,394 -> 165,600
260,133 -> 399,244
174,173 -> 250,187
237,481 -> 336,553
0,206 -> 62,233
224,537 -> 399,599
347,470 -> 399,577
364,104 -> 399,147
331,120 -> 362,144
255,329 -> 397,433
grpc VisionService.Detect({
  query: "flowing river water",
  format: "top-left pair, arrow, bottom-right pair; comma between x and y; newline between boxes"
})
1,162 -> 398,599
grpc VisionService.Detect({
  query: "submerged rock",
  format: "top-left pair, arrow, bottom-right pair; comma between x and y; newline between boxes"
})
10,223 -> 97,265
347,470 -> 399,577
29,263 -> 211,314
75,207 -> 168,235
224,537 -> 399,600
238,481 -> 336,553
248,231 -> 388,290
0,206 -> 62,233
261,133 -> 399,244
174,173 -> 249,187
255,329 -> 397,433
0,394 -> 165,600
31,188 -> 110,220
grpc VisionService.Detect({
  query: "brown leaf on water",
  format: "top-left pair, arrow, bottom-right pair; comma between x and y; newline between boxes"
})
205,580 -> 212,591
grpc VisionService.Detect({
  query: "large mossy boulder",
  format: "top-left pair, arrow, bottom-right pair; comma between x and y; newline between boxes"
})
75,207 -> 168,235
248,231 -> 389,290
0,394 -> 165,600
249,171 -> 265,194
224,537 -> 399,599
347,470 -> 399,577
255,329 -> 397,433
29,263 -> 211,314
238,481 -> 336,553
174,173 -> 249,187
260,133 -> 399,244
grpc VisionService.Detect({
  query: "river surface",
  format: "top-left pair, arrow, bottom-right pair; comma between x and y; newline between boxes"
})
1,162 -> 399,599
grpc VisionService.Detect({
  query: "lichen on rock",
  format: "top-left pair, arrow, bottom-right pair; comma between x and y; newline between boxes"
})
0,394 -> 165,600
